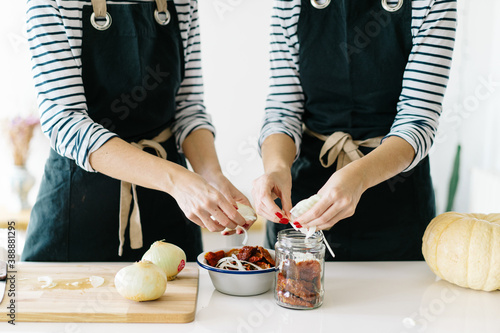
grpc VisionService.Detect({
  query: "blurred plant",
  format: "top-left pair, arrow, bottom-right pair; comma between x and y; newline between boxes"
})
446,144 -> 461,211
6,115 -> 39,166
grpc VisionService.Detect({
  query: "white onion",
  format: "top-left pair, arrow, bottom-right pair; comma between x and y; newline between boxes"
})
290,194 -> 321,219
114,260 -> 167,302
236,204 -> 257,222
221,204 -> 256,245
142,241 -> 186,281
290,194 -> 320,238
290,194 -> 336,258
216,254 -> 263,271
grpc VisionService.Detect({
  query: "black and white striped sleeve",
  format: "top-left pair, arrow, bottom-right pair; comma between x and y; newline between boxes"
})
26,0 -> 117,172
258,0 -> 305,158
386,0 -> 457,171
171,0 -> 215,152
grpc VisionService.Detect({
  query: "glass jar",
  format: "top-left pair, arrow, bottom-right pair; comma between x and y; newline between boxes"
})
274,228 -> 325,309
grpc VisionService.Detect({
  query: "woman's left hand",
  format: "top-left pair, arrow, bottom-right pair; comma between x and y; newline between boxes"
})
294,165 -> 366,230
204,172 -> 255,235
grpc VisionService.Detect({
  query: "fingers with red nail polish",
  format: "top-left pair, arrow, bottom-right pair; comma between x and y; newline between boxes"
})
275,212 -> 283,219
279,218 -> 289,224
293,221 -> 302,228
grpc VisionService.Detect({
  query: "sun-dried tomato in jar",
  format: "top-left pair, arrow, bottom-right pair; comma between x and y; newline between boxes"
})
274,229 -> 325,309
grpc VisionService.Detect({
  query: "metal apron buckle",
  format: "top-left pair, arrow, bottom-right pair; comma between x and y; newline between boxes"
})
90,0 -> 171,31
311,0 -> 331,9
381,0 -> 404,12
312,0 -> 403,12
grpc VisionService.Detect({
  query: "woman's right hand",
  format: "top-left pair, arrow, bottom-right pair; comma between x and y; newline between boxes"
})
252,167 -> 293,224
170,170 -> 247,232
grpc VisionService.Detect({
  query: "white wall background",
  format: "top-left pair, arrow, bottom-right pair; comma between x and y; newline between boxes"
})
0,0 -> 499,218
429,0 -> 500,213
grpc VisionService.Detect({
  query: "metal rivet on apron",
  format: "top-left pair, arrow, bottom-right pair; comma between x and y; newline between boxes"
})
154,9 -> 171,25
90,12 -> 112,31
381,0 -> 403,12
311,0 -> 331,10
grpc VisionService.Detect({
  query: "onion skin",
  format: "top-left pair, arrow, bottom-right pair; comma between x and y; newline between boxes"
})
142,241 -> 187,281
114,260 -> 167,302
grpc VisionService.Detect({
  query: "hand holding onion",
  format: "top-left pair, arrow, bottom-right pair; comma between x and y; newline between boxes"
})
251,168 -> 293,223
296,167 -> 361,231
220,204 -> 258,244
202,173 -> 256,236
169,170 -> 246,232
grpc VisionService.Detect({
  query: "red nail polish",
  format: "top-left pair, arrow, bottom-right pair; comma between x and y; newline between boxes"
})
279,218 -> 289,225
234,205 -> 238,209
275,212 -> 283,219
243,223 -> 249,228
293,222 -> 303,228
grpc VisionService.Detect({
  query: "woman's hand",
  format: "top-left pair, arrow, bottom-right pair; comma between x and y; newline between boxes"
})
252,133 -> 296,225
294,165 -> 365,230
293,136 -> 415,230
169,170 -> 247,232
203,172 -> 256,235
252,167 -> 293,224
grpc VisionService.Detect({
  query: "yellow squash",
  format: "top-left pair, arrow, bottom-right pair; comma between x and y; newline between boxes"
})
422,212 -> 500,291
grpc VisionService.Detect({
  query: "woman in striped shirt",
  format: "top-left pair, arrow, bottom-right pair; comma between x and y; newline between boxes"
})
253,0 -> 457,260
22,0 -> 252,262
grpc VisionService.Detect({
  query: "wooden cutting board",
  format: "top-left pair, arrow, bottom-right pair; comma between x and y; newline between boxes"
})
0,262 -> 198,323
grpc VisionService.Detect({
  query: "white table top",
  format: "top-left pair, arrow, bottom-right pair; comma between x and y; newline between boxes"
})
3,262 -> 499,333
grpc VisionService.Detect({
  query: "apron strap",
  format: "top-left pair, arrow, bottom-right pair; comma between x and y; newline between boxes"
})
303,126 -> 383,171
118,127 -> 173,256
155,0 -> 168,13
91,0 -> 107,18
91,0 -> 167,16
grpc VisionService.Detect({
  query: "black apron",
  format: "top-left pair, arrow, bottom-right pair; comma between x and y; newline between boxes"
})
22,1 -> 203,262
265,0 -> 436,261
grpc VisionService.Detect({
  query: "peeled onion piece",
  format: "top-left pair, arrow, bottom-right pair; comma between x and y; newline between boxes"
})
290,194 -> 336,258
222,204 -> 257,246
236,203 -> 257,222
142,241 -> 187,281
114,260 -> 167,302
290,194 -> 321,238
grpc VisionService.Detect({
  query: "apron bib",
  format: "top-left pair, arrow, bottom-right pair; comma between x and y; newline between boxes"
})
265,0 -> 436,261
23,1 -> 203,262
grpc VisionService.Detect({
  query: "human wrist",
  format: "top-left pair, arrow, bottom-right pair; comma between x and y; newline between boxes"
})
195,165 -> 224,184
158,161 -> 191,195
340,160 -> 371,193
263,157 -> 292,174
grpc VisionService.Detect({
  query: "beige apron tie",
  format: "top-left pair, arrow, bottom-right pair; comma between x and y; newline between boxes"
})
155,0 -> 168,14
118,128 -> 173,256
90,0 -> 107,18
303,126 -> 384,171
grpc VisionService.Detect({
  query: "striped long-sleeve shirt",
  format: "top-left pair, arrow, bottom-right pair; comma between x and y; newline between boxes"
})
26,0 -> 214,172
260,0 -> 457,171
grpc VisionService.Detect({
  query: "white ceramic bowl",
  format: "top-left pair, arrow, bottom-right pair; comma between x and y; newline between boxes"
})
197,248 -> 276,296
